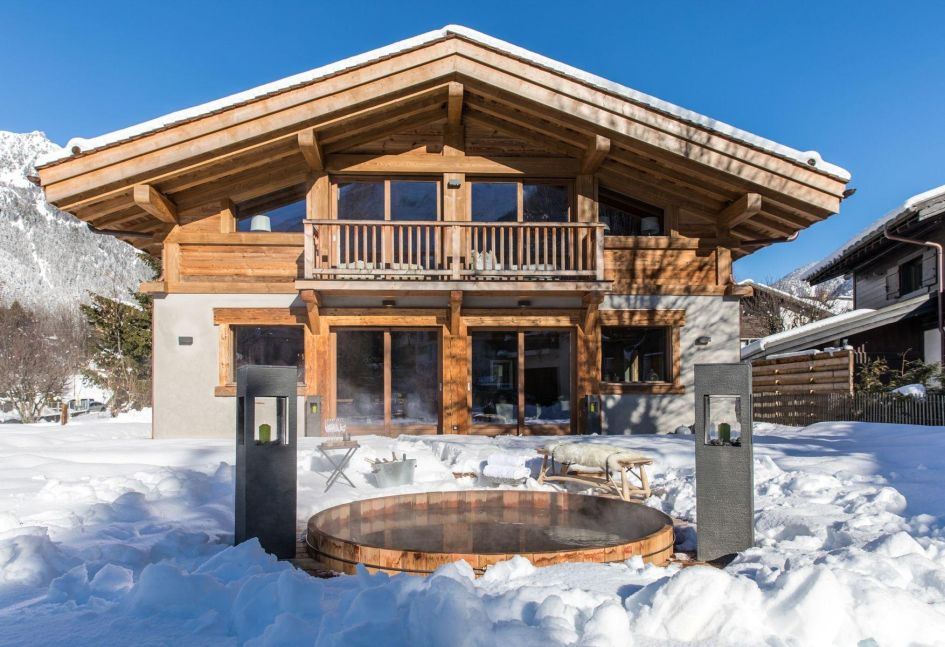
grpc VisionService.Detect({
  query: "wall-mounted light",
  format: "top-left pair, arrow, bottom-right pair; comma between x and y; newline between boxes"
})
446,178 -> 462,189
178,336 -> 194,346
517,299 -> 531,308
695,336 -> 712,346
382,299 -> 396,308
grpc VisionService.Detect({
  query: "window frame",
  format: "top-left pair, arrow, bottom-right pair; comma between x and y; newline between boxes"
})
898,254 -> 924,296
466,178 -> 574,223
597,310 -> 685,395
331,176 -> 442,222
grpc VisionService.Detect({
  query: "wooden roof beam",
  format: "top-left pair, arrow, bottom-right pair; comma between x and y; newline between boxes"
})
297,128 -> 324,172
719,193 -> 762,229
133,184 -> 178,224
581,135 -> 611,174
447,82 -> 464,126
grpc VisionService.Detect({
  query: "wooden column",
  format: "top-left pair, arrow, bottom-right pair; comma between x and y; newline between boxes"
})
576,293 -> 603,435
443,291 -> 469,433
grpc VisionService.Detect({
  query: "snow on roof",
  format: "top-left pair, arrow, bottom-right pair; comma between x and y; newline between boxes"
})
741,307 -> 876,360
737,279 -> 833,314
803,183 -> 945,282
35,25 -> 851,181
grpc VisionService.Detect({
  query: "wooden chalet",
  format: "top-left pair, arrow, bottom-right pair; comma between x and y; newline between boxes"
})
36,26 -> 851,438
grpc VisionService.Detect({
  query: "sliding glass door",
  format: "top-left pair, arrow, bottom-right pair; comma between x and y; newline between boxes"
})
470,330 -> 572,434
335,329 -> 440,435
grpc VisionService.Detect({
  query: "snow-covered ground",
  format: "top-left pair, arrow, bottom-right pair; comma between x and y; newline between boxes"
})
0,414 -> 944,646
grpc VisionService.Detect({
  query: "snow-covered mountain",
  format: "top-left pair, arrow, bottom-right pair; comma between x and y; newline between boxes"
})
774,261 -> 854,313
0,131 -> 149,310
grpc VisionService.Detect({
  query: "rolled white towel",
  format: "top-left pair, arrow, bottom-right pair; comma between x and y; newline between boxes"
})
482,464 -> 530,481
485,452 -> 530,467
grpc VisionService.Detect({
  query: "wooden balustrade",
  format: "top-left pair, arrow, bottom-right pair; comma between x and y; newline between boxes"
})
303,220 -> 606,282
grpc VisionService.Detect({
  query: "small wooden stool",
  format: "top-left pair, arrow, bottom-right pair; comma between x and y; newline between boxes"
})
537,447 -> 652,501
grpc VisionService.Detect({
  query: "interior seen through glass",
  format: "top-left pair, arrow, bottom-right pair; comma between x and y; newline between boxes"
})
237,198 -> 306,232
599,187 -> 663,236
233,326 -> 304,383
601,327 -> 668,383
335,330 -> 384,425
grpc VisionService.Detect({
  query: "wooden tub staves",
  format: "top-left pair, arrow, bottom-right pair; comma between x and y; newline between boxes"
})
306,490 -> 674,576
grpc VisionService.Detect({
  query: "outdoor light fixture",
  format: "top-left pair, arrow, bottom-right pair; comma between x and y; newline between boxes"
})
517,299 -> 531,307
447,178 -> 462,189
696,336 -> 712,346
177,336 -> 193,346
382,299 -> 396,308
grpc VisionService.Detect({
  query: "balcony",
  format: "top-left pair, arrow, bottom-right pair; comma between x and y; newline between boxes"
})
299,220 -> 609,292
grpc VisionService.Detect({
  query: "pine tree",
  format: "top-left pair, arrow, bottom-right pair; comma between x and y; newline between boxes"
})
80,253 -> 159,415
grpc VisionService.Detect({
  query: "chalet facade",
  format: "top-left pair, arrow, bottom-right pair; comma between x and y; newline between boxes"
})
35,26 -> 850,438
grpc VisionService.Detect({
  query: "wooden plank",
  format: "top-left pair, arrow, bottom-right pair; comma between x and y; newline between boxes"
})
598,309 -> 686,326
133,184 -> 178,224
719,193 -> 763,230
213,307 -> 302,325
447,81 -> 464,126
580,135 -> 610,174
297,128 -> 324,172
326,153 -> 580,176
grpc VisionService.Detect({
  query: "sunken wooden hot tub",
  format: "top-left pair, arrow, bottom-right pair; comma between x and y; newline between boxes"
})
306,490 -> 675,575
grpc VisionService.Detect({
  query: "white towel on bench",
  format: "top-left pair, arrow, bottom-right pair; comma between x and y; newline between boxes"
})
548,443 -> 648,472
483,464 -> 531,480
485,452 -> 530,467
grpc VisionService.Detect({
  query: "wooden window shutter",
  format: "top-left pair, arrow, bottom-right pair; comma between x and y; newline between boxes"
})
885,265 -> 900,300
922,249 -> 938,288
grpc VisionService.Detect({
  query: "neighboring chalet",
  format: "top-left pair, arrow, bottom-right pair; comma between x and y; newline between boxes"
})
35,26 -> 850,437
743,184 -> 944,364
738,279 -> 835,346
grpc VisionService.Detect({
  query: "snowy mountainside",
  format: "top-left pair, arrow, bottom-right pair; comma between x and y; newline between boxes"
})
0,131 -> 149,310
775,261 -> 853,313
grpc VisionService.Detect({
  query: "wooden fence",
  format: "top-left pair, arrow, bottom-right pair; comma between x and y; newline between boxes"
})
753,392 -> 945,427
751,350 -> 854,395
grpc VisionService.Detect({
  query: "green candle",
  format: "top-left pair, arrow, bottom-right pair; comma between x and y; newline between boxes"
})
258,423 -> 271,443
719,423 -> 731,445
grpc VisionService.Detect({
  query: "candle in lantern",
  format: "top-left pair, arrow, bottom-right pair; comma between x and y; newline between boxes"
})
258,423 -> 271,443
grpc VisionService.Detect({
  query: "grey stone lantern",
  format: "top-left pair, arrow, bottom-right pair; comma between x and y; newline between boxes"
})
235,365 -> 298,559
694,363 -> 754,562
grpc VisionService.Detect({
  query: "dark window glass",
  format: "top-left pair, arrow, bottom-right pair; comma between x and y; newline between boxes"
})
599,188 -> 663,236
601,327 -> 668,383
899,256 -> 923,294
335,331 -> 384,425
471,331 -> 518,424
233,326 -> 304,382
391,181 -> 438,221
237,199 -> 306,232
390,331 -> 439,425
337,181 -> 384,220
471,183 -> 517,222
524,331 -> 571,423
523,184 -> 569,222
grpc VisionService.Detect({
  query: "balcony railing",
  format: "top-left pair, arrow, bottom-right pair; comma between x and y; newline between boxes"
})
302,220 -> 606,283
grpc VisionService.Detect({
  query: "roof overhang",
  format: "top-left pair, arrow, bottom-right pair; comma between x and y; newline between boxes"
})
36,26 -> 850,255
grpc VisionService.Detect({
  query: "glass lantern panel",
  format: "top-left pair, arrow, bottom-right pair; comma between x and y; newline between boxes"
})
704,395 -> 742,446
253,396 -> 287,444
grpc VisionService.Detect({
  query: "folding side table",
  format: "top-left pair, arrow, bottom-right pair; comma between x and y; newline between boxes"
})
318,439 -> 360,492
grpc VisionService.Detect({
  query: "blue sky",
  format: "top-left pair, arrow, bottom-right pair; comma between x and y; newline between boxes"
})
3,1 -> 943,280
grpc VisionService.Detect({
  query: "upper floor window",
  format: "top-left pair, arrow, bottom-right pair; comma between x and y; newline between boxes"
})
470,181 -> 571,222
335,179 -> 439,221
236,186 -> 306,232
899,256 -> 923,294
233,325 -> 304,383
599,187 -> 663,236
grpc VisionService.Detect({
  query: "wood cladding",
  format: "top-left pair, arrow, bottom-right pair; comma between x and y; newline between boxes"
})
751,350 -> 854,395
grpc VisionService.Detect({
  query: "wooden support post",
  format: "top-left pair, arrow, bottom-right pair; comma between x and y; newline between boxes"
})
444,82 -> 464,156
219,198 -> 236,233
301,290 -> 321,334
580,135 -> 611,174
577,293 -> 603,434
298,128 -> 324,173
133,184 -> 178,224
449,290 -> 463,336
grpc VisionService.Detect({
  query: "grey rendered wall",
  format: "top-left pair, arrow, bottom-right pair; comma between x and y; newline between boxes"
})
600,294 -> 741,435
152,293 -> 302,439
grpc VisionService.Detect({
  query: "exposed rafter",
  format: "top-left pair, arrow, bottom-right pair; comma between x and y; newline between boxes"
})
447,82 -> 464,126
581,135 -> 611,174
133,184 -> 178,224
297,128 -> 324,172
719,193 -> 763,229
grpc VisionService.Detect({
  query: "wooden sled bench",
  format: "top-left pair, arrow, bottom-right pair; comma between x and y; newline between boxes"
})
537,444 -> 652,501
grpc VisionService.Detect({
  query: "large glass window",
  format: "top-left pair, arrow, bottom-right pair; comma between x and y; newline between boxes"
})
337,181 -> 385,220
233,326 -> 304,382
599,187 -> 663,236
390,331 -> 439,425
471,182 -> 517,222
524,331 -> 571,424
391,181 -> 438,221
335,330 -> 384,425
601,327 -> 668,384
471,332 -> 518,424
237,191 -> 307,232
523,183 -> 569,222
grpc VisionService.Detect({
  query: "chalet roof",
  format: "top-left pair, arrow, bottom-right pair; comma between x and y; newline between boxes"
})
35,25 -> 849,180
804,183 -> 945,284
740,292 -> 933,361
736,279 -> 834,316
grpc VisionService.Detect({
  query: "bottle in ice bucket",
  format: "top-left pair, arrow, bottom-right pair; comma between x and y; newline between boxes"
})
258,423 -> 271,443
718,422 -> 731,445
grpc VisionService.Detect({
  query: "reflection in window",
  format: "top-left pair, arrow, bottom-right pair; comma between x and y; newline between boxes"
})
524,331 -> 571,423
336,331 -> 384,424
390,331 -> 439,425
601,327 -> 668,383
471,332 -> 518,424
337,181 -> 384,220
391,181 -> 438,221
599,187 -> 663,236
471,183 -> 517,222
899,256 -> 923,294
237,199 -> 306,232
523,184 -> 568,222
233,326 -> 304,382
